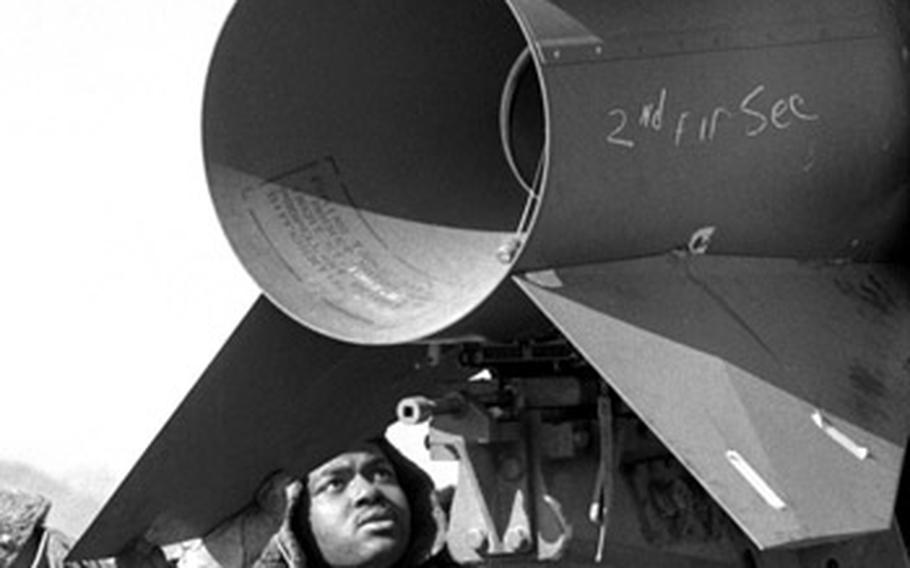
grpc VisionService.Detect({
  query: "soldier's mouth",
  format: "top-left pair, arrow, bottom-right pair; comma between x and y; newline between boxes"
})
357,508 -> 398,528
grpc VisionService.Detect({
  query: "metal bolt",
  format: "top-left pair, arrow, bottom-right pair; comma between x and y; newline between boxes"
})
466,528 -> 489,553
496,238 -> 521,264
504,526 -> 532,553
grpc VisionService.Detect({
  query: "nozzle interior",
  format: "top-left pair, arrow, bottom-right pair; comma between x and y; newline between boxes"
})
204,0 -> 544,343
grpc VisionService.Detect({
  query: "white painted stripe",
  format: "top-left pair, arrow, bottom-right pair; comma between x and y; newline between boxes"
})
812,410 -> 869,460
725,450 -> 787,510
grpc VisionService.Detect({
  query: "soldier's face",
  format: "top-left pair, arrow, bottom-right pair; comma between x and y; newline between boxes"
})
307,444 -> 412,568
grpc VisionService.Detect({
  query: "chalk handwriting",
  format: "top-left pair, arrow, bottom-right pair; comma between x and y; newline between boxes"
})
639,88 -> 667,130
607,108 -> 635,148
605,84 -> 819,150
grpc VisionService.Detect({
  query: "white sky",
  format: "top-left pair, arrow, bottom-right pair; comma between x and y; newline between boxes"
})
0,1 -> 456,510
0,1 -> 255,481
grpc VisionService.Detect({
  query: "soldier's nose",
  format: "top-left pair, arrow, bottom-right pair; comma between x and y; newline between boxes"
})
351,476 -> 383,505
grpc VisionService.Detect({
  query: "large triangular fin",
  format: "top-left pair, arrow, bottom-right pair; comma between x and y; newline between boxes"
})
515,255 -> 910,549
70,296 -> 463,560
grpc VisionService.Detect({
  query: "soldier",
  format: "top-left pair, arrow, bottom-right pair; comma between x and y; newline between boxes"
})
254,438 -> 448,568
177,437 -> 449,568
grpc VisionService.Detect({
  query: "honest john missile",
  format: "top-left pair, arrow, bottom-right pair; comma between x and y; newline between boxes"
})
72,0 -> 910,566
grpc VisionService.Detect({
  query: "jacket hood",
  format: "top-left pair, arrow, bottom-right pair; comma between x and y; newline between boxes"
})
253,438 -> 447,568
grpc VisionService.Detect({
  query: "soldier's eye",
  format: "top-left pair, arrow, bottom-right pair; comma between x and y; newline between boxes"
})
314,476 -> 346,495
373,465 -> 395,482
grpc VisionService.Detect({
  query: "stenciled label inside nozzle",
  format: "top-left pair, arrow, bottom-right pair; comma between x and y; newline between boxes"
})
241,157 -> 437,328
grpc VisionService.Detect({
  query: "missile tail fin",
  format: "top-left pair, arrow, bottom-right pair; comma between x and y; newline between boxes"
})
69,296 -> 460,560
515,256 -> 910,549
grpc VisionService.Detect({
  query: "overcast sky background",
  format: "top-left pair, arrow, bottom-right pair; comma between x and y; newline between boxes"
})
0,0 -> 268,527
0,4 -> 454,537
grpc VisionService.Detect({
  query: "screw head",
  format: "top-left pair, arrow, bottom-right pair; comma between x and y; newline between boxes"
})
466,528 -> 488,553
504,526 -> 532,553
496,238 -> 522,264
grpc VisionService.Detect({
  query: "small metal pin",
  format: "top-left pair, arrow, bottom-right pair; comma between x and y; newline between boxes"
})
594,523 -> 607,563
812,410 -> 869,460
726,450 -> 787,510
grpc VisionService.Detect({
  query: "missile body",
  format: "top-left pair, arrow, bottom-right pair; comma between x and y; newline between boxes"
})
205,0 -> 908,344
